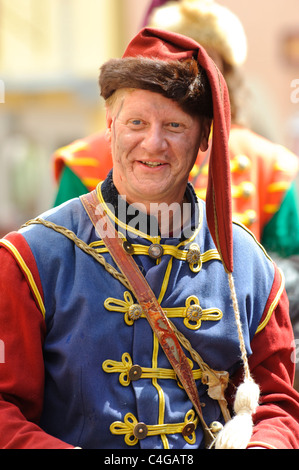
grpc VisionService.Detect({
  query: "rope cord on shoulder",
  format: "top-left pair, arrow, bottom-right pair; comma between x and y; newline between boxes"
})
21,218 -> 131,290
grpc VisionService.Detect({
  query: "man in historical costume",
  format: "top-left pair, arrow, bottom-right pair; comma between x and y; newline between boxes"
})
0,28 -> 298,449
52,0 -> 299,389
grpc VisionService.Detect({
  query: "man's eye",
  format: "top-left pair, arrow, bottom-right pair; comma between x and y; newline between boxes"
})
167,122 -> 185,132
130,119 -> 143,126
126,119 -> 146,130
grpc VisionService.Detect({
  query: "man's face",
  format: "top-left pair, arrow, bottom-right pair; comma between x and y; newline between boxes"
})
106,89 -> 210,207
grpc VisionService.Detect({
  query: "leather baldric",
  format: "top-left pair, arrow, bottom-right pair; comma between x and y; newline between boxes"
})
80,189 -> 215,447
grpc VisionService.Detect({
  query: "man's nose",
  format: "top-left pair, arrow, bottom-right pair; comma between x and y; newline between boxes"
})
141,125 -> 168,153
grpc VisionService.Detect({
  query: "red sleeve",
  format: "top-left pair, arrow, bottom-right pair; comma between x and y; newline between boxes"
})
0,233 -> 74,449
229,265 -> 299,449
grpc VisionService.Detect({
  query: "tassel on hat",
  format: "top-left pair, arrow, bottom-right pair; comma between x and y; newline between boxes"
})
214,273 -> 260,448
99,27 -> 259,448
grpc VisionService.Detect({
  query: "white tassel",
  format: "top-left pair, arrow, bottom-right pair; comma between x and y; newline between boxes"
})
214,273 -> 260,449
215,378 -> 260,448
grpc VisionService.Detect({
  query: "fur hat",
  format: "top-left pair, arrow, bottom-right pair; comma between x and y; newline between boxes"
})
147,0 -> 247,66
100,56 -> 213,118
99,27 -> 233,273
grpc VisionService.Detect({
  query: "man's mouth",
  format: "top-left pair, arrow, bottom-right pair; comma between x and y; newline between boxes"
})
141,161 -> 164,167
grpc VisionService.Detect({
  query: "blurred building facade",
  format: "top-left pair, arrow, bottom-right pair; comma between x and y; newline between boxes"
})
0,0 -> 298,235
0,0 -> 131,234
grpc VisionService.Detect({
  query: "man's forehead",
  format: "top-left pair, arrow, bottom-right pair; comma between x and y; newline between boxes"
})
116,88 -> 195,118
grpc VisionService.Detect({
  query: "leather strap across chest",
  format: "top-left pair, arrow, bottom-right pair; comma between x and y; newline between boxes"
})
80,189 -> 215,447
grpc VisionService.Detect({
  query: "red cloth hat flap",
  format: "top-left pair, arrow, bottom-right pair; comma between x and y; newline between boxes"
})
123,27 -> 233,272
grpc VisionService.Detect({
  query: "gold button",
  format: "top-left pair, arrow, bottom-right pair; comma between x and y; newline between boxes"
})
129,365 -> 142,381
186,304 -> 203,321
133,422 -> 148,440
148,243 -> 164,259
182,422 -> 195,437
245,210 -> 257,226
186,243 -> 201,264
123,241 -> 134,254
128,304 -> 143,321
241,182 -> 255,198
236,154 -> 250,171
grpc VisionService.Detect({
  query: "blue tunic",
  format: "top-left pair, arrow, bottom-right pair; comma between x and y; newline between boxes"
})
19,182 -> 274,449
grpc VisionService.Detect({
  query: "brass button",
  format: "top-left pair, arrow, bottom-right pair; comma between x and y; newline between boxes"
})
245,210 -> 257,226
182,422 -> 195,437
241,182 -> 255,198
133,422 -> 148,440
123,241 -> 134,254
186,243 -> 201,264
186,304 -> 203,321
236,154 -> 250,171
209,421 -> 223,434
148,243 -> 164,259
129,365 -> 142,381
128,304 -> 143,321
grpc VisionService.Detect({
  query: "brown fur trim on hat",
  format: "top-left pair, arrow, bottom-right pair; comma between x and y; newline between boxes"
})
99,57 -> 213,118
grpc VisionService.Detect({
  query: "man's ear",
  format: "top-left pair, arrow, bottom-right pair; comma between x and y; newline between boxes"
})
105,109 -> 112,142
199,118 -> 212,152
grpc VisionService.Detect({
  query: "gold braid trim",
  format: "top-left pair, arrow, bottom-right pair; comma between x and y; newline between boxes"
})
22,217 -> 230,421
110,410 -> 198,446
102,352 -> 203,386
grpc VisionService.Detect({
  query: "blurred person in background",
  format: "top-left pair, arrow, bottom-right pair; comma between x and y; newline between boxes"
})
51,0 -> 299,385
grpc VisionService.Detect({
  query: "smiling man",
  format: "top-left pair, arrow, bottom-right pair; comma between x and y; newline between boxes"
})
107,88 -> 208,208
0,28 -> 298,449
104,85 -> 210,236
